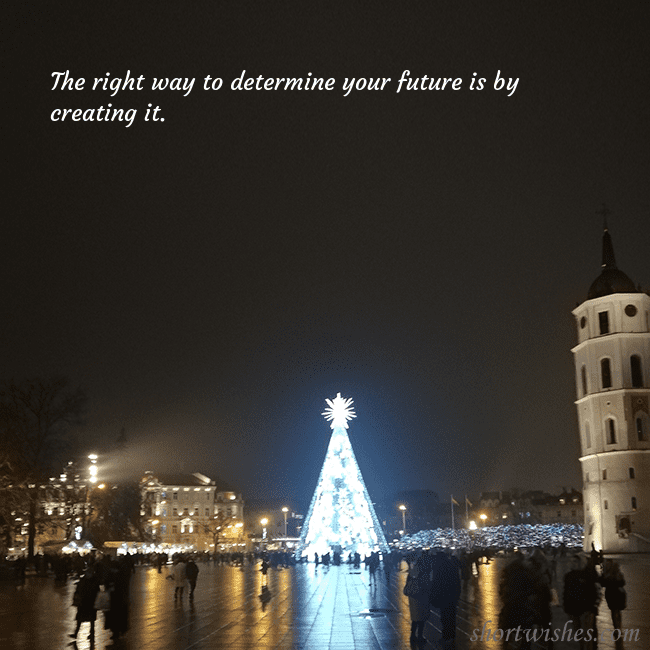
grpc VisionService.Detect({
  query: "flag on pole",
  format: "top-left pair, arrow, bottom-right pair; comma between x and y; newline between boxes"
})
451,496 -> 460,506
465,496 -> 473,507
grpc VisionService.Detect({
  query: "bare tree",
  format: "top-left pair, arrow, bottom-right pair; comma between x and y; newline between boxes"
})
0,377 -> 86,559
203,511 -> 231,549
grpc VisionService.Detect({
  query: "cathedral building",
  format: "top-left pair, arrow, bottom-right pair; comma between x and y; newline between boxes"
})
572,224 -> 650,553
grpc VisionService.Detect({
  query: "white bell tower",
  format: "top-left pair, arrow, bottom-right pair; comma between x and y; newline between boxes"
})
572,223 -> 650,553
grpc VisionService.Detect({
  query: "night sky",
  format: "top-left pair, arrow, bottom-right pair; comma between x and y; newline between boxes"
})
6,3 -> 649,511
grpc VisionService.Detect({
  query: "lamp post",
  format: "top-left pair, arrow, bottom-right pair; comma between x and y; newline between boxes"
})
282,507 -> 288,538
84,454 -> 98,537
479,513 -> 487,527
260,518 -> 268,549
399,504 -> 406,534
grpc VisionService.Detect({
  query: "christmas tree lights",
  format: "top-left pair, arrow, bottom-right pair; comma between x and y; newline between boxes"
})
296,393 -> 389,559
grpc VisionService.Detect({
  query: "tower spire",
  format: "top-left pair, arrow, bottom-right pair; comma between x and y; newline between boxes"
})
596,204 -> 616,269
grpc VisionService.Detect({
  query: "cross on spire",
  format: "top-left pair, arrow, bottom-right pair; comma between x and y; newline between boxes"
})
596,203 -> 611,231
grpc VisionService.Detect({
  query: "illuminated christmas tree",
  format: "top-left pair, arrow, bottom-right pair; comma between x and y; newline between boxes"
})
296,393 -> 389,559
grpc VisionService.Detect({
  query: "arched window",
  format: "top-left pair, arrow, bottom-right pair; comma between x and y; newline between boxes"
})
637,417 -> 647,442
585,422 -> 591,448
599,311 -> 610,334
601,358 -> 612,389
581,365 -> 588,396
631,355 -> 643,388
629,467 -> 635,479
606,418 -> 617,444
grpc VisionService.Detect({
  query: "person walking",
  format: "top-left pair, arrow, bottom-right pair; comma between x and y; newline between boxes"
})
173,556 -> 187,599
404,552 -> 433,644
186,558 -> 199,599
430,551 -> 462,649
600,559 -> 626,631
70,568 -> 100,643
105,557 -> 132,641
563,555 -> 600,650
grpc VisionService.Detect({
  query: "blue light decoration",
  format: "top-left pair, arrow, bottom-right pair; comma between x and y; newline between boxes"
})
296,393 -> 389,559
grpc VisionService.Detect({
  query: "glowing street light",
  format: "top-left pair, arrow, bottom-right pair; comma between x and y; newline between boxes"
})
282,507 -> 289,537
88,454 -> 98,484
399,504 -> 406,533
260,518 -> 268,540
479,513 -> 487,527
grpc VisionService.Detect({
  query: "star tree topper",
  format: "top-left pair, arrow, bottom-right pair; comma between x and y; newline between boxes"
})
322,393 -> 356,429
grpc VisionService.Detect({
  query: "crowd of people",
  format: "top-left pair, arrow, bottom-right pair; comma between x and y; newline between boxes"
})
1,535 -> 630,648
69,554 -> 133,645
398,522 -> 584,553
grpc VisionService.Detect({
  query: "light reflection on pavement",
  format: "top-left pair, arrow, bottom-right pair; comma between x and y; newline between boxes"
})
0,555 -> 647,649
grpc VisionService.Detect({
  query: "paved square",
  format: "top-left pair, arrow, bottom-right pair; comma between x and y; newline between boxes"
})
1,556 -> 647,649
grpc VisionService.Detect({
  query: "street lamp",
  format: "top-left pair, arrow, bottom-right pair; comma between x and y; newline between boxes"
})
260,518 -> 268,541
84,454 -> 99,537
399,504 -> 406,533
479,513 -> 487,527
282,507 -> 288,538
88,454 -> 98,484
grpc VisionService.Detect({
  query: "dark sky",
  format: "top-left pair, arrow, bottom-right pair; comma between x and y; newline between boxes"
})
5,3 -> 649,512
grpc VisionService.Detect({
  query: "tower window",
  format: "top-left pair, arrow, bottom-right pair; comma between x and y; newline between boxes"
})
601,358 -> 612,389
585,422 -> 591,448
604,500 -> 608,509
581,365 -> 588,396
606,419 -> 616,444
629,467 -> 635,479
598,311 -> 610,334
603,469 -> 607,480
585,472 -> 589,482
631,355 -> 643,388
638,417 -> 647,441
631,497 -> 637,510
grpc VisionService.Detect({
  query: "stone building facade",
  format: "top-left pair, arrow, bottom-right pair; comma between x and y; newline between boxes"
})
140,471 -> 245,551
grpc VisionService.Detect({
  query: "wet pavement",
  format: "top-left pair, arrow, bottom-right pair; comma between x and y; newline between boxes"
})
0,555 -> 648,650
